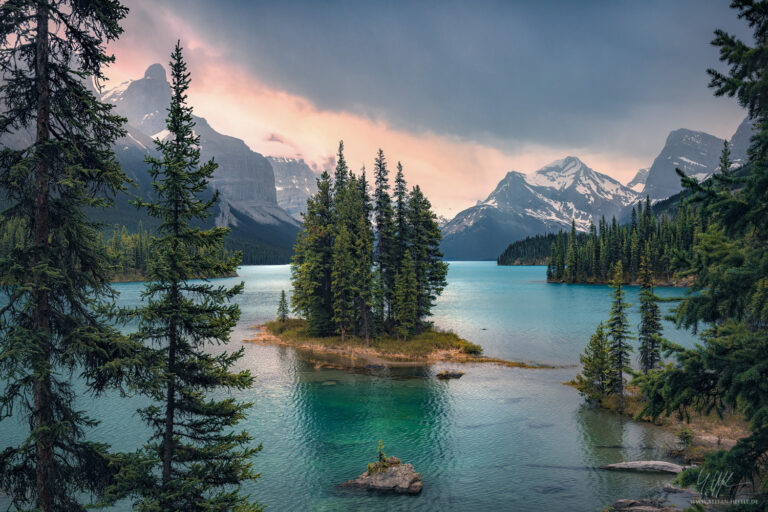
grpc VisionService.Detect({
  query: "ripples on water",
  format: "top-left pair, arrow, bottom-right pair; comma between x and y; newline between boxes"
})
1,263 -> 698,511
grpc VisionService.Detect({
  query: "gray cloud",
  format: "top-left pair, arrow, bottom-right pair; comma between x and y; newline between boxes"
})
147,0 -> 750,161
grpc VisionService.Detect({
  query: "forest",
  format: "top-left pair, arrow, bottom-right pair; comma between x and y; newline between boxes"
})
498,198 -> 704,285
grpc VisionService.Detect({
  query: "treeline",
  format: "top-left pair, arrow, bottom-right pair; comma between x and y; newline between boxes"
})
1,219 -> 231,281
545,199 -> 702,284
497,232 -> 584,265
291,143 -> 447,342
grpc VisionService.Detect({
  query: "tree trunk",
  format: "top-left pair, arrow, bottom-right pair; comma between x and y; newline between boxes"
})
33,3 -> 53,510
340,325 -> 346,343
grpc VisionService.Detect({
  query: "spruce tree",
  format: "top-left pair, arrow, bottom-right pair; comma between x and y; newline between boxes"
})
637,250 -> 662,373
331,217 -> 356,342
640,2 -> 768,500
0,2 -> 134,510
278,290 -> 289,322
113,44 -> 261,511
353,172 -> 375,344
566,219 -> 578,282
606,261 -> 633,402
291,169 -> 334,335
333,140 -> 349,193
393,251 -> 418,340
393,161 -> 410,268
373,149 -> 396,326
575,323 -> 611,401
407,185 -> 448,330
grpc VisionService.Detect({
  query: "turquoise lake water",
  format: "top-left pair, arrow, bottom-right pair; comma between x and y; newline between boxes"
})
1,262 -> 701,511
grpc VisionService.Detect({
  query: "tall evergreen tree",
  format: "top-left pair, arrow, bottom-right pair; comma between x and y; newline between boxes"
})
637,250 -> 662,373
0,2 -> 134,510
333,140 -> 349,194
640,2 -> 768,501
575,323 -> 612,402
393,161 -> 410,268
373,149 -> 396,325
606,261 -> 633,402
393,251 -> 418,340
113,44 -> 261,511
566,219 -> 578,282
291,169 -> 334,336
407,185 -> 448,330
353,173 -> 375,344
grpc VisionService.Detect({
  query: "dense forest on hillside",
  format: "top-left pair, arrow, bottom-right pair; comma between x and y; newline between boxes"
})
498,198 -> 703,284
0,218 -> 232,282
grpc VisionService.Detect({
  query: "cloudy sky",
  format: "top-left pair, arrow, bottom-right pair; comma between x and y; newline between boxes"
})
105,0 -> 750,216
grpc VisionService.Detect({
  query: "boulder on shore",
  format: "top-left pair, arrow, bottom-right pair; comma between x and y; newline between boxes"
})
340,457 -> 422,494
600,460 -> 693,474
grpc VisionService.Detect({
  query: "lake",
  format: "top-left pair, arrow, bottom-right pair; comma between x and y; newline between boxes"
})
1,262 -> 700,511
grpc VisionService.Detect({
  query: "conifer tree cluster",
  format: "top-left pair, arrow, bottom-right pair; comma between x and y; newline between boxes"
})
499,199 -> 702,283
291,144 -> 447,342
576,260 -> 664,405
543,200 -> 702,283
0,218 -> 231,281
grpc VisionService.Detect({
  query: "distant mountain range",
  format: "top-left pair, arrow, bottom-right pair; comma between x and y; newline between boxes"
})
441,157 -> 639,260
99,64 -> 303,263
441,117 -> 756,260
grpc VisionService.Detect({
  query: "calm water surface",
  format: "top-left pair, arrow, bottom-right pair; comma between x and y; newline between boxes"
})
1,262 -> 700,511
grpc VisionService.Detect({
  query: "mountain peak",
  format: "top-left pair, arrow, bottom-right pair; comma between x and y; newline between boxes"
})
144,63 -> 167,82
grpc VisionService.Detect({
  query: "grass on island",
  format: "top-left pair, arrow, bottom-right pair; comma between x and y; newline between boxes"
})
264,318 -> 482,359
260,319 -> 560,369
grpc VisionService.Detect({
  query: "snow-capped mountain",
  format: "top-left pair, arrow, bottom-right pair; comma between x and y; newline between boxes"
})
441,156 -> 639,260
267,157 -> 319,220
100,64 -> 300,261
627,168 -> 649,192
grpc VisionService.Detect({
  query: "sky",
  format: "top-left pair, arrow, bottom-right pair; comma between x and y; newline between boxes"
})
105,0 -> 751,217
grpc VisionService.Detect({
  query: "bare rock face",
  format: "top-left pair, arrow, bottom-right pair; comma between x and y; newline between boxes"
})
600,461 -> 693,474
341,457 -> 423,494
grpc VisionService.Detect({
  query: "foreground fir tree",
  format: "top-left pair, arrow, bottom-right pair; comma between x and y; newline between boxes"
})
575,323 -> 611,402
113,44 -> 261,511
640,1 -> 768,503
0,1 -> 133,510
606,261 -> 633,403
637,250 -> 662,373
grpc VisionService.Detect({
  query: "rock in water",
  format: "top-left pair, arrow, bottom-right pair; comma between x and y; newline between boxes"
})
341,459 -> 423,494
600,461 -> 693,474
436,370 -> 465,379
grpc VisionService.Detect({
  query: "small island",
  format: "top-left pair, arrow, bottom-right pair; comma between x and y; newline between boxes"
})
340,441 -> 423,494
246,318 -> 556,370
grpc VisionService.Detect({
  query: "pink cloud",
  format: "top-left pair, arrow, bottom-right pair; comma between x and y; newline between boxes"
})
104,1 -> 649,217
